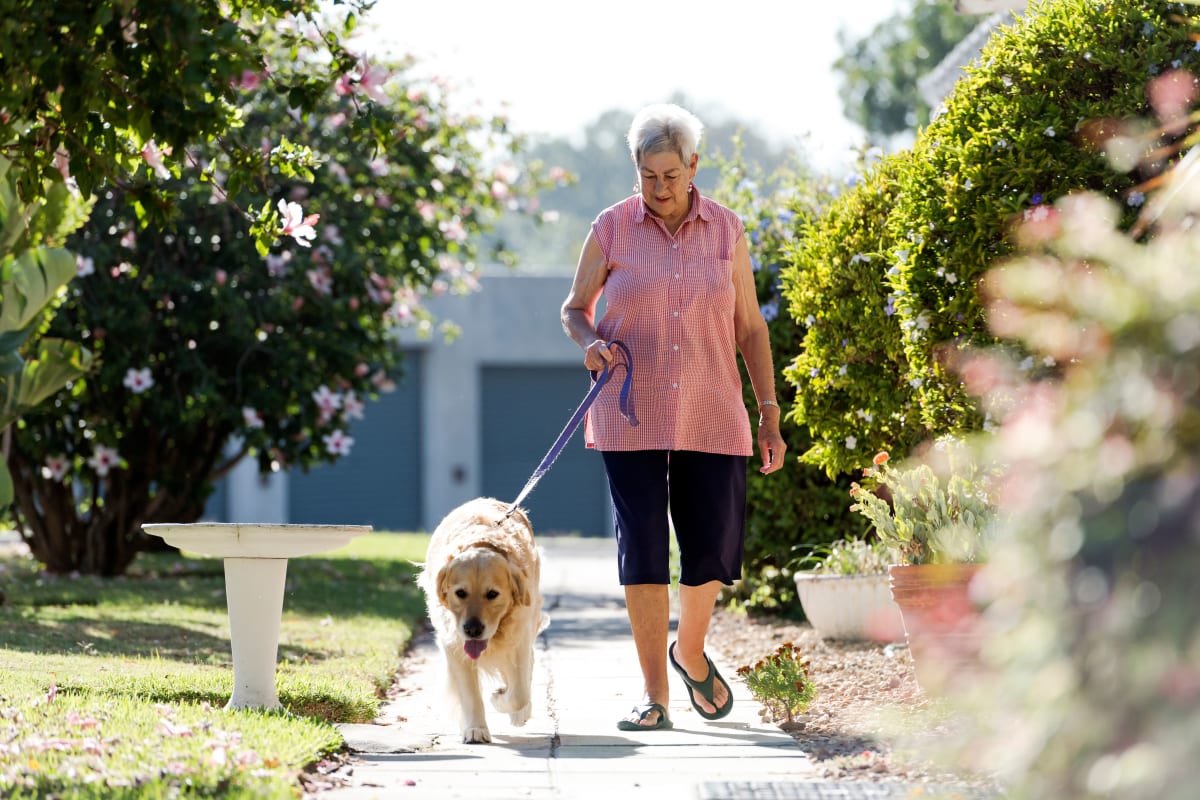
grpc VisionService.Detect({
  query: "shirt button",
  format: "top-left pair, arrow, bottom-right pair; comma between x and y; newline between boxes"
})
673,345 -> 679,351
672,382 -> 679,389
674,273 -> 680,279
672,243 -> 679,249
673,311 -> 679,317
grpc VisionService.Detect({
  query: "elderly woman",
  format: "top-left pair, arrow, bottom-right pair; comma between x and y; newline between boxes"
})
560,103 -> 786,731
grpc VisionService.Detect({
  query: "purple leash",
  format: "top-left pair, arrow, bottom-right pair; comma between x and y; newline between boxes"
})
505,340 -> 638,517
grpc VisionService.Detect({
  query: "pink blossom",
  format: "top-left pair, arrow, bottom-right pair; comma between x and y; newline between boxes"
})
88,445 -> 122,477
277,199 -> 319,247
157,720 -> 194,738
356,61 -> 392,104
368,157 -> 390,177
236,70 -> 261,91
243,407 -> 264,429
548,166 -> 568,183
322,430 -> 355,456
439,218 -> 467,243
76,255 -> 95,277
371,370 -> 397,393
265,251 -> 292,278
417,200 -> 437,222
42,454 -> 70,482
140,140 -> 171,179
312,385 -> 343,418
354,362 -> 370,378
215,269 -> 227,286
322,225 -> 344,246
491,180 -> 510,200
46,682 -> 57,704
334,73 -> 355,96
123,367 -> 154,394
307,267 -> 333,295
120,230 -> 137,249
342,392 -> 365,421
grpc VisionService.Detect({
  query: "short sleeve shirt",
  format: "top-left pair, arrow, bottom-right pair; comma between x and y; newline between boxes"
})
584,187 -> 752,456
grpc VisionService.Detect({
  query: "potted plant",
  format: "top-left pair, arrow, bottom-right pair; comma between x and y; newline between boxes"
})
848,437 -> 999,692
792,538 -> 905,643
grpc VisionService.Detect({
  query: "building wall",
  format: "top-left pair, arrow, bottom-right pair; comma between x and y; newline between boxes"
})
213,272 -> 613,536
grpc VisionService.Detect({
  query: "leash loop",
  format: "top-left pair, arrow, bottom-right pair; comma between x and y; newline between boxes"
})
505,340 -> 637,516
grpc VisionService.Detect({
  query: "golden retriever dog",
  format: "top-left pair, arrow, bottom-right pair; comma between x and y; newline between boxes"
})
418,497 -> 548,744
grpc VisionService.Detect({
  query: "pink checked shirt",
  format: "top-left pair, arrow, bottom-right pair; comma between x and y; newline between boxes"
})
584,188 -> 753,456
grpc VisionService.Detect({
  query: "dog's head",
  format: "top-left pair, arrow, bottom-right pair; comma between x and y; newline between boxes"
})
435,545 -> 531,660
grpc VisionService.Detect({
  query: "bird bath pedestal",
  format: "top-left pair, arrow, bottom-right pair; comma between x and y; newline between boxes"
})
141,523 -> 371,711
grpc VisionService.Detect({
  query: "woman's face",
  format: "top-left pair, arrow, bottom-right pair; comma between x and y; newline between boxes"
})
636,150 -> 697,226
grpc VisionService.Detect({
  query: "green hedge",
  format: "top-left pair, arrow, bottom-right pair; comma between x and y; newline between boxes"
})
783,0 -> 1198,476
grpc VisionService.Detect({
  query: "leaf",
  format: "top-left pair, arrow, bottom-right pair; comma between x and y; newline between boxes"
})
0,248 -> 76,333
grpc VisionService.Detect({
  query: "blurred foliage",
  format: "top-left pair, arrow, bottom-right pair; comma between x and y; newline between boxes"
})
784,0 -> 1198,477
947,140 -> 1200,799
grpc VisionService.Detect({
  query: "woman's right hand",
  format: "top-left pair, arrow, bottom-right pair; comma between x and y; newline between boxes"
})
584,339 -> 614,372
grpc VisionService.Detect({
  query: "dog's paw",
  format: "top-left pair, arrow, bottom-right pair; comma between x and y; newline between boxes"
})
508,704 -> 532,727
462,724 -> 491,744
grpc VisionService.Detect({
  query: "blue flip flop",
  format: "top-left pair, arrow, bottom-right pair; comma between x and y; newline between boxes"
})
616,702 -> 673,731
669,641 -> 734,720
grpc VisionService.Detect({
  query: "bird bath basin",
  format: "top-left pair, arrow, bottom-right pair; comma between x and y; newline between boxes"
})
141,523 -> 371,711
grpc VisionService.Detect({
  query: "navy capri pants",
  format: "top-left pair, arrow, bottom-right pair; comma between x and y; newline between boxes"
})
600,449 -> 747,586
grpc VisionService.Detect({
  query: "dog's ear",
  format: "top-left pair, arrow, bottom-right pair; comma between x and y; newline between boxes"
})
436,560 -> 453,604
508,562 -> 531,606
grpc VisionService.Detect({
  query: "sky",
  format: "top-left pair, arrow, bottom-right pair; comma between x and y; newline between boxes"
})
351,0 -> 908,172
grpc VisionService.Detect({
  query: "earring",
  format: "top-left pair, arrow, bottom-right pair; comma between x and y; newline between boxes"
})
687,184 -> 693,193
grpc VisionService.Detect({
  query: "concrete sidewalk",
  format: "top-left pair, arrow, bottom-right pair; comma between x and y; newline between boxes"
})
328,536 -> 818,799
326,538 -> 991,800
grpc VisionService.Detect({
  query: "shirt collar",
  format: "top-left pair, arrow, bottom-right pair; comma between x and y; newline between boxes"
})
634,183 -> 711,227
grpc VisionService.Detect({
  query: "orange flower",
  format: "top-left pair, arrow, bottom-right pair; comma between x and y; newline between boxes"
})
873,451 -> 890,466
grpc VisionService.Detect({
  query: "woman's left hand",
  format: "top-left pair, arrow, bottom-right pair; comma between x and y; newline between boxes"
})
756,415 -> 786,475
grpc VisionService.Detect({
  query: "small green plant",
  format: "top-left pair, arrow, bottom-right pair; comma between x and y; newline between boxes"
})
735,641 -> 817,726
798,537 -> 896,576
849,438 -> 997,565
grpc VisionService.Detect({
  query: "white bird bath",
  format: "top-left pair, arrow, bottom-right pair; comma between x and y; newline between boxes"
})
141,523 -> 371,711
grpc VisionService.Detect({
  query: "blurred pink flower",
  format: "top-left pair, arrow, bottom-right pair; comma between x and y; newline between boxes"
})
307,266 -> 333,295
123,367 -> 154,394
243,407 -> 264,429
43,454 -> 69,482
140,140 -> 171,179
343,392 -> 365,420
322,430 -> 354,456
75,254 -> 95,277
88,445 -> 122,477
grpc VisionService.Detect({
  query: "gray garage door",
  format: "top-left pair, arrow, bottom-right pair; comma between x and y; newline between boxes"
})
288,352 -> 422,531
481,366 -> 609,536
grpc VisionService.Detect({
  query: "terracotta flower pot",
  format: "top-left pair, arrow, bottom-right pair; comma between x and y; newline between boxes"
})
888,563 -> 984,694
794,573 -> 905,642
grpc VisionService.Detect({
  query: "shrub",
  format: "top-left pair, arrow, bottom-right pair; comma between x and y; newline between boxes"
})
950,164 -> 1200,798
782,0 -> 1199,476
708,144 -> 863,615
735,641 -> 817,726
8,42 -> 553,576
783,153 -> 928,478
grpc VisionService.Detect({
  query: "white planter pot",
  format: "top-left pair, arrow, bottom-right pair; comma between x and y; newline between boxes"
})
793,572 -> 905,642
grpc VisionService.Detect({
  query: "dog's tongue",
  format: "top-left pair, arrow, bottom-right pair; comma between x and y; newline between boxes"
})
464,639 -> 488,660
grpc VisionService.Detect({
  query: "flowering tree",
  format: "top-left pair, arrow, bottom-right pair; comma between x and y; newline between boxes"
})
0,0 -> 368,245
7,39 -> 556,575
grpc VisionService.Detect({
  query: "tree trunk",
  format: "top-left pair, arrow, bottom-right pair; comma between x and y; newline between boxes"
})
9,421 -> 235,576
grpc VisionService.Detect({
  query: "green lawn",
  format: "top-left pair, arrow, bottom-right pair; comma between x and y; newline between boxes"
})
0,532 -> 431,798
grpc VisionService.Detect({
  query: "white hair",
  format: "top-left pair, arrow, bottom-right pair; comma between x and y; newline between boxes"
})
626,104 -> 704,166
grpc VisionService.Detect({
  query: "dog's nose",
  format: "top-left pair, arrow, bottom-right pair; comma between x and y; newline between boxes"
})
463,618 -> 484,639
